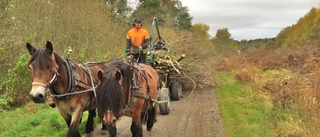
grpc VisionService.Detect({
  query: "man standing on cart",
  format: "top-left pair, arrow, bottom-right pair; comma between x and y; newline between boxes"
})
126,18 -> 150,63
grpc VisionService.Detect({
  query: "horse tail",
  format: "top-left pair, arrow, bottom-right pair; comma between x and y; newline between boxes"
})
96,71 -> 122,119
146,104 -> 157,131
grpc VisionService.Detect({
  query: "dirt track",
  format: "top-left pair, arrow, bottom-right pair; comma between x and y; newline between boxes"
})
88,89 -> 226,137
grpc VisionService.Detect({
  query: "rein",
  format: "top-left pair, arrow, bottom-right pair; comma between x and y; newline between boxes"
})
51,61 -> 97,98
51,86 -> 97,98
51,59 -> 97,99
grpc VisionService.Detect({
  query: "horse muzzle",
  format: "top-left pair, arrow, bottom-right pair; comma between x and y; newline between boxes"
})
30,93 -> 46,103
103,111 -> 117,127
29,86 -> 47,103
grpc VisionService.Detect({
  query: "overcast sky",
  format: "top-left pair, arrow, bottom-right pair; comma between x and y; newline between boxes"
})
179,0 -> 319,40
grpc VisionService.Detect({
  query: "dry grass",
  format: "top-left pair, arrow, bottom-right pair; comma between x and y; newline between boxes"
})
234,64 -> 258,83
215,46 -> 320,136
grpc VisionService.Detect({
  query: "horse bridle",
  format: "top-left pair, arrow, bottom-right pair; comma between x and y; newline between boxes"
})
31,69 -> 60,89
30,52 -> 60,89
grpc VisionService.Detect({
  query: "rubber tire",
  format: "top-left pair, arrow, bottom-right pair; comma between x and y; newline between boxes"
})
158,88 -> 170,115
170,81 -> 181,101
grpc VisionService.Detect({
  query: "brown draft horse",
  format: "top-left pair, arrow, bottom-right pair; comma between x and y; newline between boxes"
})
26,41 -> 107,137
96,61 -> 159,137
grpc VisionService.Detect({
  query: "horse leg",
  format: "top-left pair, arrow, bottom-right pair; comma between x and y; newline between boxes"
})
59,111 -> 72,127
146,106 -> 157,131
66,111 -> 83,137
131,112 -> 143,137
85,109 -> 95,134
65,117 -> 71,127
130,121 -> 143,137
105,121 -> 117,137
130,102 -> 145,137
59,112 -> 80,137
100,123 -> 108,135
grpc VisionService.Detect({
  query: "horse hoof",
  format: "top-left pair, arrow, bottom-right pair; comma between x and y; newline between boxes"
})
100,129 -> 108,135
84,132 -> 93,137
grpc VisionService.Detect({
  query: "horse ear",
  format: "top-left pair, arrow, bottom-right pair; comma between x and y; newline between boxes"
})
46,41 -> 53,54
97,71 -> 104,81
115,71 -> 121,81
26,43 -> 37,55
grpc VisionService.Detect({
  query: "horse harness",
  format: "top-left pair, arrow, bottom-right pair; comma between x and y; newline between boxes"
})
47,58 -> 97,100
121,63 -> 152,114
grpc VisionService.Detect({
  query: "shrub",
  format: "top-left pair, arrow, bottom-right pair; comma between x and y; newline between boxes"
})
234,64 -> 258,83
5,53 -> 31,107
0,94 -> 10,111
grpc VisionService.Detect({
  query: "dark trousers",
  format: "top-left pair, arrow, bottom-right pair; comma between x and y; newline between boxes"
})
132,53 -> 146,63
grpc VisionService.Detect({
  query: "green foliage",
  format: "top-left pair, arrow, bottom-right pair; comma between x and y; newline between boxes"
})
0,47 -> 7,91
0,103 -> 68,136
237,38 -> 276,50
275,7 -> 320,47
192,23 -> 210,38
0,0 -> 10,25
167,0 -> 193,30
132,0 -> 166,24
212,28 -> 278,53
0,0 -> 128,108
0,94 -> 9,111
215,28 -> 231,40
132,0 -> 192,29
5,53 -> 30,107
212,28 -> 238,53
104,0 -> 132,21
0,102 -> 94,137
0,0 -> 14,93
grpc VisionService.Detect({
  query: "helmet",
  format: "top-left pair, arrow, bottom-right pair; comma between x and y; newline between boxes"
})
133,18 -> 142,26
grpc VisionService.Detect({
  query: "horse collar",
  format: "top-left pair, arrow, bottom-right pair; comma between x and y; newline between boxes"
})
50,58 -> 79,99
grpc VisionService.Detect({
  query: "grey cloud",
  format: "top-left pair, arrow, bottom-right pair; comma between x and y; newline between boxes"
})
181,0 -> 319,40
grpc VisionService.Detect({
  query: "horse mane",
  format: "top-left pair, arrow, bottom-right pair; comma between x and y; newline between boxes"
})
97,61 -> 133,119
105,61 -> 133,93
28,48 -> 64,70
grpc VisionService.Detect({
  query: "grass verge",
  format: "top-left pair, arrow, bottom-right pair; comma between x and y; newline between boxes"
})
0,102 -> 93,137
214,71 -> 274,137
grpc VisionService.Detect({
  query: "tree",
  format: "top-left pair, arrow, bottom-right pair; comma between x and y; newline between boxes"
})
211,28 -> 239,53
0,0 -> 11,93
103,0 -> 132,22
215,28 -> 231,40
275,7 -> 320,47
169,0 -> 192,30
192,23 -> 210,38
131,0 -> 192,30
131,0 -> 166,25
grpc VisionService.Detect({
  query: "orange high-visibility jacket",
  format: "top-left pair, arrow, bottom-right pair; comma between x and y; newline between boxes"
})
126,28 -> 149,48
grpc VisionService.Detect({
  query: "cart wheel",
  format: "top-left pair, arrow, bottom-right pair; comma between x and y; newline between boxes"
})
170,81 -> 182,101
158,88 -> 170,115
